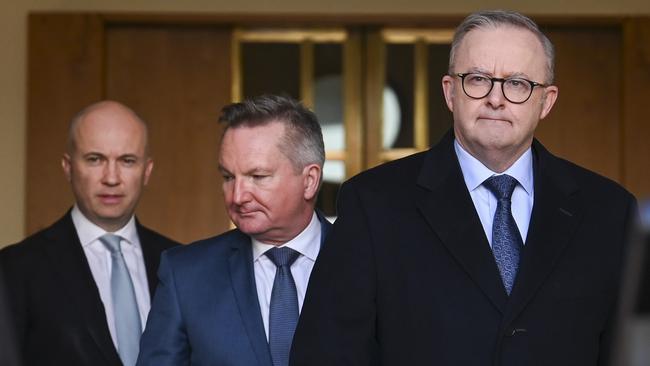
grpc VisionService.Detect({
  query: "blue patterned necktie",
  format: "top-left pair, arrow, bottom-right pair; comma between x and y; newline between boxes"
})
265,247 -> 301,366
483,174 -> 523,295
99,234 -> 141,366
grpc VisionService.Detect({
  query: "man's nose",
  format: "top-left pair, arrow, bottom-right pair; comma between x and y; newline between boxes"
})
231,179 -> 252,204
102,161 -> 120,186
485,81 -> 507,109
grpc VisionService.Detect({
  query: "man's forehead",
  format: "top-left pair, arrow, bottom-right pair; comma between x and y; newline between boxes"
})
219,125 -> 292,171
74,118 -> 146,151
80,106 -> 145,131
455,26 -> 546,77
222,121 -> 286,146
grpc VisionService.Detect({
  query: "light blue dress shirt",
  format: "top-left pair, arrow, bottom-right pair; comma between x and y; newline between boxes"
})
453,140 -> 534,246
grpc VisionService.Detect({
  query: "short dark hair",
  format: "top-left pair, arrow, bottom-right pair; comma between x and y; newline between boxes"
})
449,10 -> 555,84
218,94 -> 325,172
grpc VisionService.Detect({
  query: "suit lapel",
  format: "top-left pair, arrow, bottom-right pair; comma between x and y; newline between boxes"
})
227,232 -> 273,366
42,213 -> 122,365
504,140 -> 583,324
136,222 -> 161,296
316,210 -> 333,247
225,214 -> 329,366
416,133 -> 508,313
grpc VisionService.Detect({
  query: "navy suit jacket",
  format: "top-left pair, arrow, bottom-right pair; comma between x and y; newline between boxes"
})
137,213 -> 331,366
291,131 -> 637,366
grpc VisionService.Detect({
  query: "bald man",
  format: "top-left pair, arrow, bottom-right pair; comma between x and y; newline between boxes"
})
1,101 -> 178,366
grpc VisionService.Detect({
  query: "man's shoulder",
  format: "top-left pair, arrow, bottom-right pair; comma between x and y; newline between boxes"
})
1,214 -> 71,258
347,150 -> 430,189
136,222 -> 181,251
537,142 -> 635,204
161,229 -> 248,266
346,131 -> 456,191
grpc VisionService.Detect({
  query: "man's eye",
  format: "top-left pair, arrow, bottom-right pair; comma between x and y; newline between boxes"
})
86,156 -> 101,163
471,75 -> 485,82
467,74 -> 489,84
222,175 -> 233,182
253,175 -> 268,180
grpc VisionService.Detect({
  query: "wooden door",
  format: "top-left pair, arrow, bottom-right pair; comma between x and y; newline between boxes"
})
105,24 -> 232,242
537,26 -> 622,182
27,15 -> 233,243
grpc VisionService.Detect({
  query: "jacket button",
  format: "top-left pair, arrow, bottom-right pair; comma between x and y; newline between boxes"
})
506,328 -> 528,337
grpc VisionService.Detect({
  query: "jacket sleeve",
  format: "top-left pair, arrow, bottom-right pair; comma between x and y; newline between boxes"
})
137,251 -> 190,366
598,194 -> 640,366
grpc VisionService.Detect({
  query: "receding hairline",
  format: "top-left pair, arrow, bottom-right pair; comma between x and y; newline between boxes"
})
448,10 -> 555,84
66,100 -> 150,155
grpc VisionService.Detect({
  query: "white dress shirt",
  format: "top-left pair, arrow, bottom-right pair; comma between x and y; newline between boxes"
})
70,206 -> 151,348
252,212 -> 322,341
454,140 -> 534,246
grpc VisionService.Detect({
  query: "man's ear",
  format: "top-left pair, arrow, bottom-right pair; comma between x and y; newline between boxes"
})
143,158 -> 154,186
539,85 -> 559,120
62,154 -> 72,182
442,74 -> 455,113
303,164 -> 322,201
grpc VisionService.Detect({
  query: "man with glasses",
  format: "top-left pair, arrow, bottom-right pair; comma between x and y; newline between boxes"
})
291,10 -> 636,366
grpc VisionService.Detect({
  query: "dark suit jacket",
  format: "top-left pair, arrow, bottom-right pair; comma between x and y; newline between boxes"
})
291,132 -> 637,366
137,213 -> 331,366
0,211 -> 178,366
0,268 -> 21,366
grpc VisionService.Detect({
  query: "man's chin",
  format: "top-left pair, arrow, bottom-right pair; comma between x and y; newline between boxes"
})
475,133 -> 517,151
236,220 -> 273,237
91,213 -> 131,231
95,207 -> 130,219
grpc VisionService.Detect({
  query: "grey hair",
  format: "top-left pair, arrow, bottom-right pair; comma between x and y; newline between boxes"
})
218,94 -> 325,172
449,10 -> 555,84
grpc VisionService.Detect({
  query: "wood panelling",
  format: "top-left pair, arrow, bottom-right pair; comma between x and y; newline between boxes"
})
623,19 -> 650,199
364,30 -> 385,168
26,14 -> 650,242
536,26 -> 622,182
343,31 -> 364,178
105,25 -> 232,243
26,14 -> 104,234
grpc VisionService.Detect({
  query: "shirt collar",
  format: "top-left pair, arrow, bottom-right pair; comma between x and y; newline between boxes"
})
70,205 -> 139,248
454,139 -> 534,195
252,212 -> 321,262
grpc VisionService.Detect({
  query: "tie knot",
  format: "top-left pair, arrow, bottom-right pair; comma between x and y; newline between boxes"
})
265,247 -> 300,268
99,234 -> 123,254
483,174 -> 518,200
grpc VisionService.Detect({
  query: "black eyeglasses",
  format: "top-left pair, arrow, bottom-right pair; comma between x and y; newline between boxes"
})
454,73 -> 548,104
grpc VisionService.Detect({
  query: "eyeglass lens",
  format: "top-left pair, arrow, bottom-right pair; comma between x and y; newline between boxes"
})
462,74 -> 533,103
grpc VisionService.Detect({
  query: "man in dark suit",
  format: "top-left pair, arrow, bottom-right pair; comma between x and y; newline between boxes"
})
291,10 -> 637,366
1,101 -> 178,366
137,95 -> 331,366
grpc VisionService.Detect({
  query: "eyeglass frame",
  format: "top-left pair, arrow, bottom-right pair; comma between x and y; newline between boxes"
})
453,72 -> 549,104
